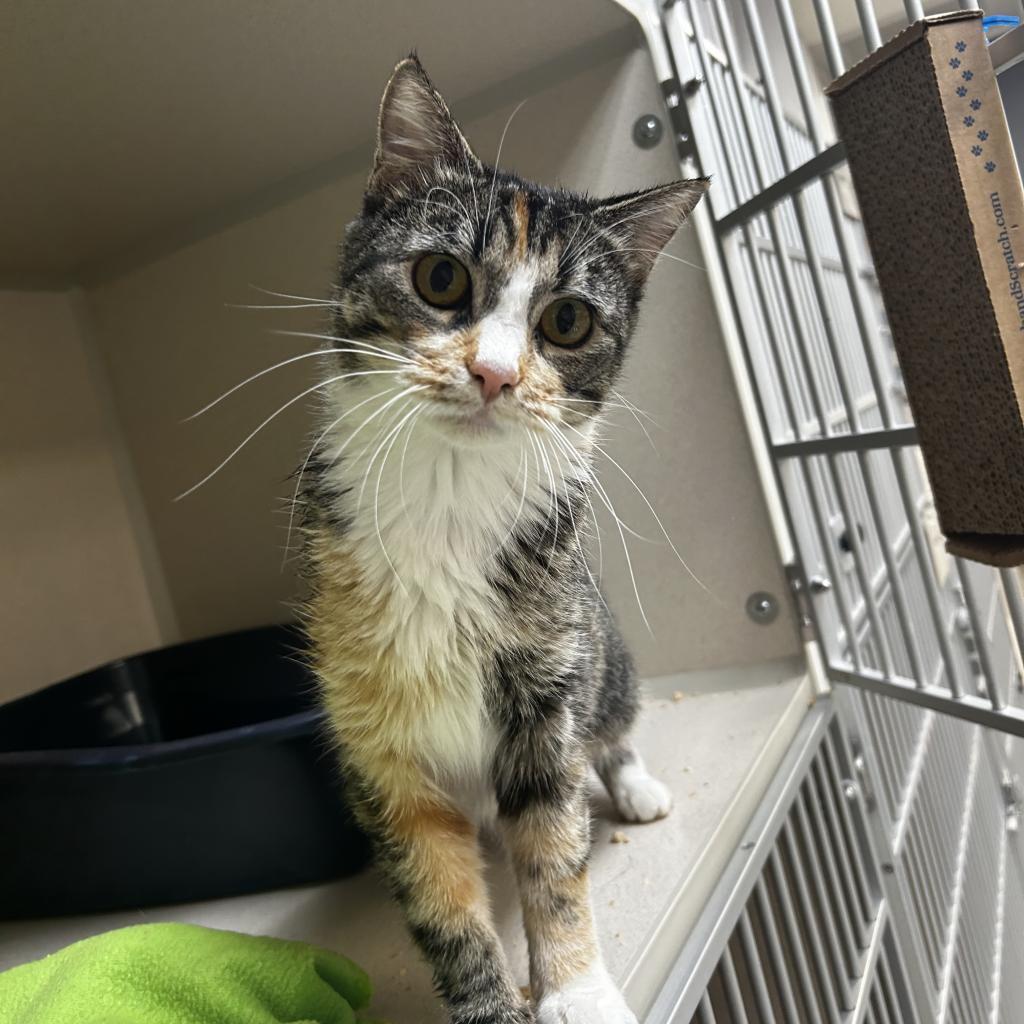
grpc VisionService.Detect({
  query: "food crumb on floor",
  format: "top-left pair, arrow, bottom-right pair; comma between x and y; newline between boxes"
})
610,830 -> 630,844
672,691 -> 686,702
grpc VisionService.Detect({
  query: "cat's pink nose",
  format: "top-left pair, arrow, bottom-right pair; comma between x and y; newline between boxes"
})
468,359 -> 519,402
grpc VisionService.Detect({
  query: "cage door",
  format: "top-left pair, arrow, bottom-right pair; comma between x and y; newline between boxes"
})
644,0 -> 1024,738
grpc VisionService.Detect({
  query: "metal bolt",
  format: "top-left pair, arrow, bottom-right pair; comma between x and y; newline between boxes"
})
632,114 -> 664,149
682,75 -> 704,97
746,591 -> 779,624
841,779 -> 859,801
808,576 -> 832,594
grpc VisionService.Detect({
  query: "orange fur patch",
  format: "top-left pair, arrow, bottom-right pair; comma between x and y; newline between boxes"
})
306,528 -> 489,922
390,792 -> 486,920
513,192 -> 529,262
457,327 -> 481,367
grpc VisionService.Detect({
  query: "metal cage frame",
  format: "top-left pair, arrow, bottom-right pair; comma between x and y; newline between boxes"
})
660,0 -> 1024,737
616,0 -> 1024,1020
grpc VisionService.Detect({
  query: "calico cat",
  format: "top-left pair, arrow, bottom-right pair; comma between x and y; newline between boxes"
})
301,56 -> 707,1024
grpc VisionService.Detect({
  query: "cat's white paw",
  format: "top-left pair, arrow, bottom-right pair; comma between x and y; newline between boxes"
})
611,765 -> 672,823
535,966 -> 638,1024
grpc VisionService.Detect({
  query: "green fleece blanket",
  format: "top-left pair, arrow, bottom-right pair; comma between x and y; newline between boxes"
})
0,923 -> 382,1024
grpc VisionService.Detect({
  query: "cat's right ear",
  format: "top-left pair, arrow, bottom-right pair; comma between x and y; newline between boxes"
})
368,55 -> 481,197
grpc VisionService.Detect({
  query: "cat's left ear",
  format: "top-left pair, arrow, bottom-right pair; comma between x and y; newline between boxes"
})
593,178 -> 710,279
368,55 -> 482,196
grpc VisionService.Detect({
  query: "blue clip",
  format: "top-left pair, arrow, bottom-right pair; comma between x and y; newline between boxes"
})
983,15 -> 1021,42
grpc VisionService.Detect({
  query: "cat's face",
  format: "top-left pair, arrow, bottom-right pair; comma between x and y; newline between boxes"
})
328,56 -> 706,448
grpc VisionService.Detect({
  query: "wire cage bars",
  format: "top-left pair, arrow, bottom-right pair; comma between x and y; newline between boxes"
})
664,0 -> 1024,734
641,0 -> 1024,1021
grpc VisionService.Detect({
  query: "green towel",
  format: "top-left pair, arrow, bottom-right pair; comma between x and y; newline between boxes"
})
0,923 -> 383,1024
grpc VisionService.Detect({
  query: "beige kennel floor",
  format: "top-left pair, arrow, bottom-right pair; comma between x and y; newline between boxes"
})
0,658 -> 810,1023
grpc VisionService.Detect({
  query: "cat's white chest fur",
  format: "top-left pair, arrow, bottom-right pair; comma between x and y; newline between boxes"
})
320,412 -> 532,785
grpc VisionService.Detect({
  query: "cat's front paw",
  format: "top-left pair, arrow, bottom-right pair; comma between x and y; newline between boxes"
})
611,768 -> 672,823
535,967 -> 638,1024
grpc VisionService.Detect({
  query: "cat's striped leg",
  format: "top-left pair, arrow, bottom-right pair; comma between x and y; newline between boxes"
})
352,768 -> 531,1024
499,762 -> 637,1024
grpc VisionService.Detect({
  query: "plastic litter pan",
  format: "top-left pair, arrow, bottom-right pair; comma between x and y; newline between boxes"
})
0,625 -> 369,919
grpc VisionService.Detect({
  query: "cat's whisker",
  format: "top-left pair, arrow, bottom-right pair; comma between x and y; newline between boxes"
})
496,442 -> 533,551
526,432 -> 560,574
540,422 -> 652,634
184,350 -> 410,421
301,385 -> 427,557
482,98 -> 528,249
269,329 -> 416,362
229,301 -> 337,310
424,186 -> 472,226
568,196 -> 702,265
550,396 -> 636,413
546,436 -> 607,582
456,145 -> 481,223
585,483 -> 604,582
535,436 -> 564,575
541,424 -> 657,545
608,390 -> 660,452
464,159 -> 481,222
562,421 -> 715,600
525,432 -> 549,526
356,397 -> 422,514
564,446 -> 606,582
176,371 -> 379,501
559,213 -> 592,268
562,221 -> 614,266
398,405 -> 427,523
542,423 -> 625,533
282,384 -> 406,566
372,402 -> 424,596
505,443 -> 530,536
349,401 -> 417,484
577,247 -> 707,274
420,197 -> 469,224
324,384 -> 426,476
573,202 -> 683,264
247,285 -> 342,306
549,397 -> 659,444
544,435 -> 609,613
610,389 -> 660,427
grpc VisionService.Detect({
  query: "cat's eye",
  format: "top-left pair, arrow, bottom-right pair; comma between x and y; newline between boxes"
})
412,253 -> 470,309
539,298 -> 593,348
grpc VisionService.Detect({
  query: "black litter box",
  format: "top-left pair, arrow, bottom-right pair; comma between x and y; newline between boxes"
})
0,625 -> 370,919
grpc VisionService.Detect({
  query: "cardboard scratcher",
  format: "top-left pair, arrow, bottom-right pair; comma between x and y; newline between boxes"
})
826,12 -> 1024,568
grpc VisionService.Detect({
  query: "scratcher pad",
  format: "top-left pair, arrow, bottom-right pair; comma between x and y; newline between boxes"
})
826,13 -> 1024,567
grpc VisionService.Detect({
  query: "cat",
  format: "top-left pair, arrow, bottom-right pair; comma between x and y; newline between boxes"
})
300,55 -> 707,1024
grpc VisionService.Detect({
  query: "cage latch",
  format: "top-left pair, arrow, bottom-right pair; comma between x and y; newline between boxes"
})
785,563 -> 820,643
1002,769 -> 1022,833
